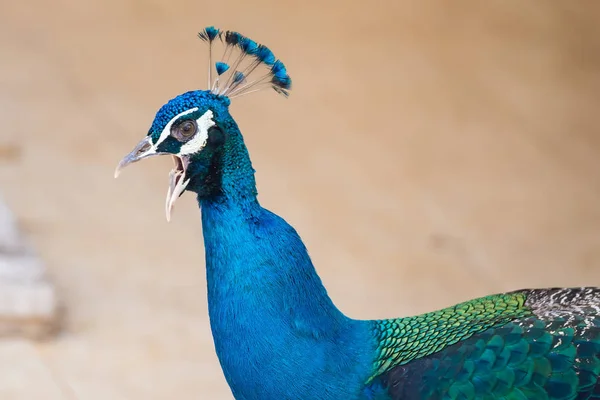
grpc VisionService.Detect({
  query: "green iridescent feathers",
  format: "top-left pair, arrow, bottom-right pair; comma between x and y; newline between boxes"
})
370,288 -> 600,399
408,315 -> 600,399
370,292 -> 531,379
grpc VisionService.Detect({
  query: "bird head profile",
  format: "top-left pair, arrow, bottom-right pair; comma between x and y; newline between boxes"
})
114,26 -> 291,221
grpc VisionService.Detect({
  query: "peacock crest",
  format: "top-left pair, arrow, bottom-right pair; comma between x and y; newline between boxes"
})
198,26 -> 292,99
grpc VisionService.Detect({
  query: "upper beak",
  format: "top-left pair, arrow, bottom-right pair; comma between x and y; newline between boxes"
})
115,136 -> 191,222
114,136 -> 156,178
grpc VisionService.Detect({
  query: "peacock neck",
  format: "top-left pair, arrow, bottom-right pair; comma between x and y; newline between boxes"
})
199,170 -> 346,329
198,143 -> 348,328
197,131 -> 376,399
199,193 -> 375,399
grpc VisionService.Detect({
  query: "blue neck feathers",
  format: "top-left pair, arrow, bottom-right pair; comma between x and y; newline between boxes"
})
197,129 -> 375,399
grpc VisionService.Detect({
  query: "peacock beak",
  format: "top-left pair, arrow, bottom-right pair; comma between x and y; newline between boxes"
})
114,136 -> 159,178
115,136 -> 190,222
165,154 -> 191,222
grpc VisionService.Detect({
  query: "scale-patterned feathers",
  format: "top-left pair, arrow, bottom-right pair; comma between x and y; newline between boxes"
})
369,292 -> 531,379
369,287 -> 600,399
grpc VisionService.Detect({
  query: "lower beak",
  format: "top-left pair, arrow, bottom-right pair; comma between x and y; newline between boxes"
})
165,155 -> 191,222
115,136 -> 190,221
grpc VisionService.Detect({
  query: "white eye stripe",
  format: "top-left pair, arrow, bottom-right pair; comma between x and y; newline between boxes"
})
155,107 -> 199,147
179,110 -> 215,155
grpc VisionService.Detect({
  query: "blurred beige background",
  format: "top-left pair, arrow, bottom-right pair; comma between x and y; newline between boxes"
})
1,0 -> 599,398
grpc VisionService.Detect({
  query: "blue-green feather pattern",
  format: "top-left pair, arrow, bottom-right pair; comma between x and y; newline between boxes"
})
370,288 -> 600,399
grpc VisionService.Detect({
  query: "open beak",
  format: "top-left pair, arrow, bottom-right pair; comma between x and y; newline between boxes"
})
165,155 -> 191,221
115,136 -> 191,221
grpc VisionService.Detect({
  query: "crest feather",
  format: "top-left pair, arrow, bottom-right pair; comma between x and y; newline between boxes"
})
197,26 -> 292,99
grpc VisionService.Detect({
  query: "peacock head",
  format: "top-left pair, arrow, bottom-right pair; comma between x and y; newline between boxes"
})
115,26 -> 291,221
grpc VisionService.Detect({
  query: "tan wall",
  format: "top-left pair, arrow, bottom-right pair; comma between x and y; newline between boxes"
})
0,1 -> 599,398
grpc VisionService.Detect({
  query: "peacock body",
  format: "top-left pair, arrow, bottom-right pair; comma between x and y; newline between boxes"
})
116,27 -> 600,400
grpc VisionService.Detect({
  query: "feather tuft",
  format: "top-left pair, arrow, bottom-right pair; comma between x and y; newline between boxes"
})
233,71 -> 245,84
215,62 -> 230,76
270,60 -> 287,78
238,37 -> 258,55
197,26 -> 292,99
255,45 -> 276,66
198,26 -> 220,42
224,31 -> 242,46
269,60 -> 291,90
272,74 -> 292,90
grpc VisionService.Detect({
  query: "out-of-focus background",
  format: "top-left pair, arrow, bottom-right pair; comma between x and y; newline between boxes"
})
0,0 -> 599,398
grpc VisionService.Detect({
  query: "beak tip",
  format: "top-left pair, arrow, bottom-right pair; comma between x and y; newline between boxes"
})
165,200 -> 173,222
115,137 -> 154,179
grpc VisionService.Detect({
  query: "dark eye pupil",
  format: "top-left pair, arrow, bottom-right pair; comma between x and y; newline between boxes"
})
172,120 -> 198,141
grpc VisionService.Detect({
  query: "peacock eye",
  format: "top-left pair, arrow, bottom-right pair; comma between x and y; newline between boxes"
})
172,120 -> 198,141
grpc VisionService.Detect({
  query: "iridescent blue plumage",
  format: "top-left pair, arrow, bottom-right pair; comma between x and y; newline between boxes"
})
198,26 -> 220,42
233,71 -> 245,83
116,26 -> 600,400
215,62 -> 230,76
238,36 -> 258,55
255,44 -> 276,65
270,60 -> 291,89
195,27 -> 292,97
271,59 -> 287,78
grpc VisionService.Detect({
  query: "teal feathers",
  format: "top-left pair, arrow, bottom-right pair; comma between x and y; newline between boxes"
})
374,288 -> 600,399
370,292 -> 531,378
215,61 -> 230,75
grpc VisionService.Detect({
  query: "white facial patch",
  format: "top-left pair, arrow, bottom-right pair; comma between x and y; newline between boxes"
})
179,110 -> 215,155
155,107 -> 200,147
153,108 -> 215,156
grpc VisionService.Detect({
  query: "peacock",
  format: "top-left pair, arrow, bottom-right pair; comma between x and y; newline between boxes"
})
115,27 -> 600,399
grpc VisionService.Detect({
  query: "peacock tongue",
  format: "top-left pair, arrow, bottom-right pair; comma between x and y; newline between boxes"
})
165,155 -> 190,222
